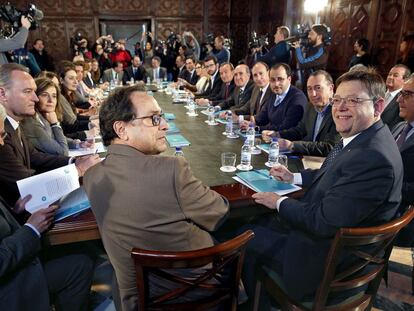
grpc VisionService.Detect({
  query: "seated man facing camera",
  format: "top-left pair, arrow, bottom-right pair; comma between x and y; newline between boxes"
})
83,85 -> 229,310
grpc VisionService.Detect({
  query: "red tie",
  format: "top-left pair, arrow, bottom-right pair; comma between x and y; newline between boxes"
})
225,83 -> 230,99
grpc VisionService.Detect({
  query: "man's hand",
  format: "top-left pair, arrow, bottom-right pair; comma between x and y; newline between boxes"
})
252,192 -> 280,209
13,195 -> 32,214
239,120 -> 251,131
21,16 -> 31,29
270,165 -> 294,183
278,138 -> 293,151
196,98 -> 209,106
292,41 -> 300,49
262,130 -> 275,143
75,154 -> 100,176
26,205 -> 58,234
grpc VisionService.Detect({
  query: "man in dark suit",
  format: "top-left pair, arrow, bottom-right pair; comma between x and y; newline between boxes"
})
0,105 -> 94,311
233,62 -> 273,119
217,64 -> 254,112
147,56 -> 167,82
173,55 -> 187,81
242,68 -> 403,307
122,55 -> 147,84
102,61 -> 124,84
83,86 -> 229,310
246,63 -> 307,131
0,64 -> 100,208
392,74 -> 414,246
262,70 -> 340,156
180,56 -> 199,85
381,64 -> 410,128
256,26 -> 291,67
195,55 -> 223,101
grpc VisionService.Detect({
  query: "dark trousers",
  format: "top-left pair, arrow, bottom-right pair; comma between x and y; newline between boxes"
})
41,244 -> 95,311
239,214 -> 289,309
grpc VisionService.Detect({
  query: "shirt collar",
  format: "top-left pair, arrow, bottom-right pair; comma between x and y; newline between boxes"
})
277,85 -> 290,101
342,132 -> 361,148
6,115 -> 19,130
261,83 -> 269,94
388,88 -> 402,98
211,70 -> 218,80
314,103 -> 330,115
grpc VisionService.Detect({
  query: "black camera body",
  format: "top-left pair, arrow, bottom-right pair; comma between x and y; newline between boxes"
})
249,31 -> 269,49
0,2 -> 43,36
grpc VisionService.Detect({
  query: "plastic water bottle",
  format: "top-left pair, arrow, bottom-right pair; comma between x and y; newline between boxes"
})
268,137 -> 279,166
225,111 -> 233,135
246,122 -> 255,149
240,139 -> 252,169
174,147 -> 184,157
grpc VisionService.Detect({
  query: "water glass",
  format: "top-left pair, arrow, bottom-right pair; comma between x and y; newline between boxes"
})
220,152 -> 237,172
278,155 -> 288,167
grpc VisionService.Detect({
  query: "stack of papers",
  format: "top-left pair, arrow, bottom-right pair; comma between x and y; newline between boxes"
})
233,169 -> 301,195
68,141 -> 106,157
166,134 -> 191,147
17,164 -> 91,221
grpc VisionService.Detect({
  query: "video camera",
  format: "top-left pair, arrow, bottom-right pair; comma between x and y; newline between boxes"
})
0,2 -> 43,37
249,31 -> 269,49
284,23 -> 331,47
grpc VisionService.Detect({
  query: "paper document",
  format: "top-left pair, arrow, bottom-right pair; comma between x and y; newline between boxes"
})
302,156 -> 325,170
54,187 -> 91,222
166,134 -> 191,147
68,141 -> 106,157
17,164 -> 80,213
233,169 -> 301,196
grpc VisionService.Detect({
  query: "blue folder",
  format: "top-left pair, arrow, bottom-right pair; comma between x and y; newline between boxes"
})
166,134 -> 191,147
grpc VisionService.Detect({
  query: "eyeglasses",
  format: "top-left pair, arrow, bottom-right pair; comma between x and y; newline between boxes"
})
0,131 -> 7,140
131,113 -> 165,126
399,90 -> 414,100
331,96 -> 375,107
195,66 -> 203,69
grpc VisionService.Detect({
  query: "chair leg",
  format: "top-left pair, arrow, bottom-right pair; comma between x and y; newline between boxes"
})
252,281 -> 261,311
411,247 -> 414,295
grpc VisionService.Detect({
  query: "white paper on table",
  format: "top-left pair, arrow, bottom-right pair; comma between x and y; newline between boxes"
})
68,141 -> 106,157
232,176 -> 301,196
17,164 -> 80,213
302,156 -> 325,170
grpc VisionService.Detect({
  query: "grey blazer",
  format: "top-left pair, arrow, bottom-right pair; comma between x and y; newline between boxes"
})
102,68 -> 124,83
146,66 -> 167,81
84,144 -> 229,311
20,113 -> 71,156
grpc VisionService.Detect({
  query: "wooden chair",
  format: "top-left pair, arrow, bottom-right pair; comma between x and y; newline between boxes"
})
131,230 -> 254,310
253,206 -> 414,311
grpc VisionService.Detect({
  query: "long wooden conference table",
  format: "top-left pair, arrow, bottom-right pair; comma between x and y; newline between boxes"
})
45,90 -> 305,246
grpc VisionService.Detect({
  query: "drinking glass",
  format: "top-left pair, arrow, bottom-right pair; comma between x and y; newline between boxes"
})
220,152 -> 237,172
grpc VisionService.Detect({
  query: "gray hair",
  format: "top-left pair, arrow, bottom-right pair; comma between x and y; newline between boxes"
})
0,63 -> 29,88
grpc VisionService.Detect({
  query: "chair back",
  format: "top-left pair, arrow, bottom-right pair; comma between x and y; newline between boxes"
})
313,206 -> 414,310
131,230 -> 254,310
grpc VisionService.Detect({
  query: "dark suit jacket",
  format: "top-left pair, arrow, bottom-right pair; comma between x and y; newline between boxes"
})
278,120 -> 403,300
0,120 -> 69,207
196,72 -> 223,101
381,93 -> 403,129
147,66 -> 167,82
278,104 -> 340,156
210,81 -> 236,106
0,197 -> 49,311
219,80 -> 255,112
122,65 -> 147,84
255,85 -> 307,131
232,84 -> 272,116
182,69 -> 199,85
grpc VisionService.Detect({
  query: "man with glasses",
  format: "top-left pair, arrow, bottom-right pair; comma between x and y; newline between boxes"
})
261,70 -> 340,156
83,85 -> 229,310
392,74 -> 414,246
241,68 -> 402,308
195,55 -> 223,101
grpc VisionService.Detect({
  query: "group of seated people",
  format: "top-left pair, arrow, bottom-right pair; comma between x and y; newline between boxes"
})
0,20 -> 414,311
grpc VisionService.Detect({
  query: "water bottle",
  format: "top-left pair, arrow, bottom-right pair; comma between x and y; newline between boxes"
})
268,137 -> 280,166
246,122 -> 255,149
240,139 -> 252,169
130,77 -> 134,85
225,111 -> 233,135
174,147 -> 184,157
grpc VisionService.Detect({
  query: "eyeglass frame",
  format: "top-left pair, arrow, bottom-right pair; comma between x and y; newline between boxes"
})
130,112 -> 165,127
330,96 -> 376,108
398,90 -> 414,100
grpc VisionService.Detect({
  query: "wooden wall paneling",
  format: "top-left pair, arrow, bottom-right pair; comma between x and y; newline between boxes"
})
373,0 -> 405,74
207,0 -> 231,18
64,0 -> 94,15
125,0 -> 151,15
96,0 -> 125,14
35,0 -> 65,15
181,0 -> 204,17
180,21 -> 203,42
155,20 -> 180,41
155,0 -> 180,17
36,19 -> 69,62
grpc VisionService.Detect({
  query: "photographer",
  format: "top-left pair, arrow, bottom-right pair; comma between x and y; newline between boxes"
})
257,26 -> 291,67
209,35 -> 230,64
0,16 -> 31,64
293,24 -> 329,84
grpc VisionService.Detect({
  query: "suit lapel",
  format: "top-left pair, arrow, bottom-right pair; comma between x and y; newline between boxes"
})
5,120 -> 27,165
314,106 -> 332,139
259,87 -> 272,112
400,131 -> 414,152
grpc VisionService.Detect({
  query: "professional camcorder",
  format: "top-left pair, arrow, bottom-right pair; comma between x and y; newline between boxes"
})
249,31 -> 269,49
285,23 -> 332,47
0,2 -> 43,37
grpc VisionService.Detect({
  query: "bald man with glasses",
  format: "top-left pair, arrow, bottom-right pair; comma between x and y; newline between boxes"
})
83,85 -> 229,310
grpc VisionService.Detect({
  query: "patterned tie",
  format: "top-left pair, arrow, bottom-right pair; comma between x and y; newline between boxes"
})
396,123 -> 413,148
254,89 -> 263,114
320,140 -> 343,170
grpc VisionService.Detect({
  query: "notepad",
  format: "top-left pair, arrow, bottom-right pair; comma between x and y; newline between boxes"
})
167,122 -> 180,134
68,142 -> 106,157
164,113 -> 176,120
166,134 -> 191,147
233,169 -> 301,195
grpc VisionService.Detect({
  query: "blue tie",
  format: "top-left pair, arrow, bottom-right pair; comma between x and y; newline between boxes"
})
273,96 -> 282,107
320,140 -> 343,170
